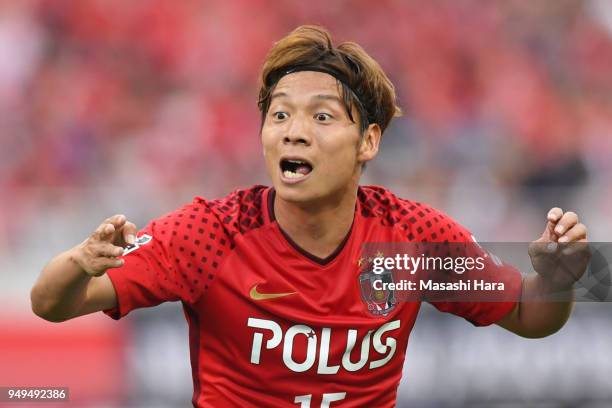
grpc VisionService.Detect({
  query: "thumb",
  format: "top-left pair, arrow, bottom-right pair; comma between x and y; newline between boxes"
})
122,221 -> 138,245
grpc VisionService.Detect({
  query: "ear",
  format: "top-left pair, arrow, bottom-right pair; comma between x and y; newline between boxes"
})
357,124 -> 381,164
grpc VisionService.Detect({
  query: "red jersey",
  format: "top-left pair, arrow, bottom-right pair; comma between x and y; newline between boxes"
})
105,185 -> 522,407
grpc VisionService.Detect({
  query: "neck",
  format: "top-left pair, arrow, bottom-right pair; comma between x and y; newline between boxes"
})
274,185 -> 358,260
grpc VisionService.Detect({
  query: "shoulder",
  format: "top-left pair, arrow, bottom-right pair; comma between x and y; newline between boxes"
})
195,185 -> 268,236
358,185 -> 473,242
147,185 -> 268,241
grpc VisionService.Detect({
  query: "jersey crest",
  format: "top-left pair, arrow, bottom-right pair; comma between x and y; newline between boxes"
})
359,268 -> 397,316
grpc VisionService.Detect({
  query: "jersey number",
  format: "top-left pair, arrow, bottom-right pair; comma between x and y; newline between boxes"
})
294,392 -> 346,407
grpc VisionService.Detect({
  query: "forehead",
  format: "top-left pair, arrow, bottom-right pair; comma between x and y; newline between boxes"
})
272,71 -> 342,99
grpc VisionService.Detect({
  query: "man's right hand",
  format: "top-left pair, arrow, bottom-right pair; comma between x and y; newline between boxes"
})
72,214 -> 138,277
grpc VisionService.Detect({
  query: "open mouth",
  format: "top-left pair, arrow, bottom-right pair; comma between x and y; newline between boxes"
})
279,158 -> 313,180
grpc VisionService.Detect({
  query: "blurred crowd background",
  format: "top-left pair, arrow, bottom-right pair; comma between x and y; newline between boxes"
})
1,1 -> 611,407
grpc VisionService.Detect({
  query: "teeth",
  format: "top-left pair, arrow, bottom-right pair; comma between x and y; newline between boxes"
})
288,159 -> 306,164
283,170 -> 306,179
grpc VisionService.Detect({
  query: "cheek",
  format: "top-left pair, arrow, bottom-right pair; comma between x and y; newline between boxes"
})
260,129 -> 273,154
260,130 -> 277,172
318,139 -> 359,176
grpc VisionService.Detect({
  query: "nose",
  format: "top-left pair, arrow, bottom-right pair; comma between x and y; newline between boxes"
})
283,116 -> 311,146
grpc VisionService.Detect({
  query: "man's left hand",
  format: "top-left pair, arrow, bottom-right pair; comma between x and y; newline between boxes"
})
528,207 -> 591,290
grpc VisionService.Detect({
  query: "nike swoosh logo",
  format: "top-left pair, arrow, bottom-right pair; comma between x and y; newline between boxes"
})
249,284 -> 297,301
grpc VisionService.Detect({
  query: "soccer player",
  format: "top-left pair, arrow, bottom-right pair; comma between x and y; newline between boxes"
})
31,26 -> 590,407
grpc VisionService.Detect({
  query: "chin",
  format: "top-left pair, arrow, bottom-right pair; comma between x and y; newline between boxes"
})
274,183 -> 317,203
275,181 -> 350,209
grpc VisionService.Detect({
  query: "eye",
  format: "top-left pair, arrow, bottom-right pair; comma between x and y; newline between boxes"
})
272,112 -> 288,120
314,113 -> 333,122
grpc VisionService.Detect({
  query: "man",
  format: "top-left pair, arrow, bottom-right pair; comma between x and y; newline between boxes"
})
31,26 -> 590,407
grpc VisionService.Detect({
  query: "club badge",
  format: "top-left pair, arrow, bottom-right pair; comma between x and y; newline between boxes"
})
359,268 -> 397,316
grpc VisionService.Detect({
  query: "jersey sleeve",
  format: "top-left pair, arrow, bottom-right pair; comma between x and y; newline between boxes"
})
104,200 -> 227,319
427,220 -> 523,326
359,186 -> 523,327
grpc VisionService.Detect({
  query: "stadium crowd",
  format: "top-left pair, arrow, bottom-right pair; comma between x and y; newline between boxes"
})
1,0 -> 611,265
2,1 -> 612,406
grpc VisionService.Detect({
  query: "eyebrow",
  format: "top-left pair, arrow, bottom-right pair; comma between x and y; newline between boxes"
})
313,94 -> 343,104
270,92 -> 343,105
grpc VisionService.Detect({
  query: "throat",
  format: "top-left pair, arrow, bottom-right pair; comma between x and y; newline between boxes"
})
272,191 -> 356,261
283,226 -> 348,260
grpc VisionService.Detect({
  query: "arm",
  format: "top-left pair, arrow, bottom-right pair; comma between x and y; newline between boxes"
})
497,208 -> 590,338
30,214 -> 137,322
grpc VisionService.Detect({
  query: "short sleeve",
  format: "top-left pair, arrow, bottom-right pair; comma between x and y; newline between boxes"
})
104,201 -> 225,319
358,187 -> 523,326
426,218 -> 523,326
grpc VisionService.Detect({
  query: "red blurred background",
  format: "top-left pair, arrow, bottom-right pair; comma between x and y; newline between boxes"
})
1,1 -> 611,406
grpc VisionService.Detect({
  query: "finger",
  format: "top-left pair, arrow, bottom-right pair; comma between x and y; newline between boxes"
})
540,207 -> 564,241
94,214 -> 127,242
103,257 -> 125,268
558,223 -> 587,243
547,207 -> 563,223
94,257 -> 125,272
99,223 -> 116,241
108,258 -> 125,268
554,211 -> 578,237
122,222 -> 138,245
103,214 -> 127,229
93,222 -> 116,242
95,242 -> 125,258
